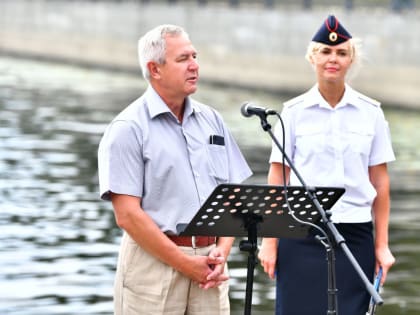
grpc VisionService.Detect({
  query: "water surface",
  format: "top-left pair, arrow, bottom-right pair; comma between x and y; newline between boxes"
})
0,57 -> 419,315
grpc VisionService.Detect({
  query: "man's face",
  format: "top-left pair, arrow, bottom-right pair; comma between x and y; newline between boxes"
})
155,34 -> 199,98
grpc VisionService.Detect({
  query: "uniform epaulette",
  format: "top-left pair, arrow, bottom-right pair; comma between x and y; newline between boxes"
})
284,94 -> 305,108
357,93 -> 380,107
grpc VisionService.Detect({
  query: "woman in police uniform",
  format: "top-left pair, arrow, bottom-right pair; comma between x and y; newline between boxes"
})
258,15 -> 396,315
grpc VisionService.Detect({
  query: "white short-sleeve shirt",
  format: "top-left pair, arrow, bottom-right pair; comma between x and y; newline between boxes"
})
98,86 -> 252,234
270,84 -> 395,223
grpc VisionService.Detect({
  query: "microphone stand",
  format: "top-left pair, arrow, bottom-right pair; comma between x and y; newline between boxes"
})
253,111 -> 383,315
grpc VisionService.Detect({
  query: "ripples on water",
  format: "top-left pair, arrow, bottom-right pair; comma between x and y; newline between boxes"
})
0,57 -> 419,314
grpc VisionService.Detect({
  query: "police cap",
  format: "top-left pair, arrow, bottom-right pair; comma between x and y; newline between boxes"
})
312,15 -> 352,45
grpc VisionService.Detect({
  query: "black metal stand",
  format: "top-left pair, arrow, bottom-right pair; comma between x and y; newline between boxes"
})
257,111 -> 383,314
177,183 -> 345,315
316,234 -> 338,314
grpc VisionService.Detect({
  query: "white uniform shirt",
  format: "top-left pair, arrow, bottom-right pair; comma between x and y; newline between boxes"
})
270,84 -> 395,223
98,86 -> 252,234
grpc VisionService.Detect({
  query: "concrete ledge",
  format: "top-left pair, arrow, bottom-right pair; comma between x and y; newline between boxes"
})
0,0 -> 419,109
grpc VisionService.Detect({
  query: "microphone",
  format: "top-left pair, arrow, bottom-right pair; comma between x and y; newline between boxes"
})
240,102 -> 277,118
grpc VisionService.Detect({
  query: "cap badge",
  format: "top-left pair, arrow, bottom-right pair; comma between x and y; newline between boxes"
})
329,32 -> 338,42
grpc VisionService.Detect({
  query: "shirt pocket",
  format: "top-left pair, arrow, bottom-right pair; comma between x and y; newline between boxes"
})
206,144 -> 229,183
295,125 -> 326,155
344,126 -> 374,155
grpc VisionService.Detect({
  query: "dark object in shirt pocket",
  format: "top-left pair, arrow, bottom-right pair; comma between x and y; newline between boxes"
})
209,135 -> 225,146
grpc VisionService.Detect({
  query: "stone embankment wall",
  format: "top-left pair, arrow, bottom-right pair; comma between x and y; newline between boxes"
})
0,0 -> 419,108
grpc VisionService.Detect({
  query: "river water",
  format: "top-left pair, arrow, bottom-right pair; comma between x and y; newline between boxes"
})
0,56 -> 419,315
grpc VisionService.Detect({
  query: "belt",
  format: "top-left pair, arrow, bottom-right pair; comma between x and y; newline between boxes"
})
166,235 -> 217,248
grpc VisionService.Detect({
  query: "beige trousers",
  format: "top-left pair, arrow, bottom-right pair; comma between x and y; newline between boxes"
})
114,232 -> 230,315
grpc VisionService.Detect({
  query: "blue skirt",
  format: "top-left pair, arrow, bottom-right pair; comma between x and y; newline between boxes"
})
275,222 -> 375,315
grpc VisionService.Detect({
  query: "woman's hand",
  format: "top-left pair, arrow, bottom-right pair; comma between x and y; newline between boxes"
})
258,238 -> 278,280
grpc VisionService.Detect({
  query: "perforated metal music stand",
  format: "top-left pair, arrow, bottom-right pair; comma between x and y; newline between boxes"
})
177,183 -> 345,315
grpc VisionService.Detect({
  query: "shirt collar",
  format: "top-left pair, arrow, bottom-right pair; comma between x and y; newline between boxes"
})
144,86 -> 201,120
338,84 -> 362,109
303,84 -> 360,110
